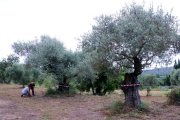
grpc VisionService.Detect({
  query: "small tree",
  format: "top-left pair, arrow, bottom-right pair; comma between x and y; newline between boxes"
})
138,74 -> 158,96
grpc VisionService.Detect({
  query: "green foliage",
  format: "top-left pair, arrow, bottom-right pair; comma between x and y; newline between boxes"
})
110,100 -> 127,114
34,81 -> 40,87
137,102 -> 151,112
23,69 -> 31,84
12,35 -> 97,87
170,68 -> 180,85
138,74 -> 158,88
169,85 -> 175,89
5,63 -> 24,86
147,86 -> 151,96
173,59 -> 180,69
0,55 -> 19,83
80,2 -> 179,72
138,74 -> 158,95
163,75 -> 171,86
43,78 -> 53,89
76,79 -> 87,93
30,67 -> 41,82
156,74 -> 160,78
104,100 -> 134,116
167,88 -> 180,105
69,82 -> 77,94
45,88 -> 59,96
22,67 -> 41,85
92,70 -> 122,95
6,54 -> 20,66
0,62 -> 6,83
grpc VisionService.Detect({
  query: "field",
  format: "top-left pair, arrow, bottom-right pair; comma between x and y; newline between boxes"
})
0,84 -> 180,120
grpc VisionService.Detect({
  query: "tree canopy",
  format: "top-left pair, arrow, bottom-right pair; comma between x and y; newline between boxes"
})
12,35 -> 97,84
80,3 -> 179,71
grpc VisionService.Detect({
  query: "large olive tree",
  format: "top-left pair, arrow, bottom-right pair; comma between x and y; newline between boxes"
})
80,3 -> 179,107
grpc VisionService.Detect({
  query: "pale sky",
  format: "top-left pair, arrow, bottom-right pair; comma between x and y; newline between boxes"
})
0,0 -> 180,67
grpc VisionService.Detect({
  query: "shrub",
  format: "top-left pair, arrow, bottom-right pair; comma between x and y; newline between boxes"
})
137,102 -> 151,112
45,88 -> 58,96
167,88 -> 180,105
34,81 -> 40,88
69,82 -> 77,94
104,100 -> 132,116
42,78 -> 52,89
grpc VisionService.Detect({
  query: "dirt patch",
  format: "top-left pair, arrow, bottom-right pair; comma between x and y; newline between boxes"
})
0,95 -> 41,120
0,84 -> 179,120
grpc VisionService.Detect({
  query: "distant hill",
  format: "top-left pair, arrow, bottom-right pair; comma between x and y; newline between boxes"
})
142,67 -> 173,76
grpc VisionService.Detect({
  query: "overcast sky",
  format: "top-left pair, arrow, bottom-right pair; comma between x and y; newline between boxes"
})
0,0 -> 180,67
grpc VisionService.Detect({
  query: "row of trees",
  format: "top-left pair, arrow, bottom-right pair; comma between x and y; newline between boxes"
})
3,2 -> 180,107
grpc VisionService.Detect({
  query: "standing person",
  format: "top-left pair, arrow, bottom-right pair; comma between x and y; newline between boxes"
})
21,86 -> 32,97
28,82 -> 35,96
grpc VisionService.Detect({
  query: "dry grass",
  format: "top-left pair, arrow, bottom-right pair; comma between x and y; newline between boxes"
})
0,84 -> 180,120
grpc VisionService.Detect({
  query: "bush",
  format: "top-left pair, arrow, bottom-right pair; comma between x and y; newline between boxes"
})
105,100 -> 132,116
42,78 -> 52,89
167,88 -> 180,105
69,82 -> 77,94
45,88 -> 58,96
137,102 -> 151,112
34,81 -> 40,88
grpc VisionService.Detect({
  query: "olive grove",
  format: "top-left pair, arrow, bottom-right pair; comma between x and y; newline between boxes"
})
79,3 -> 179,107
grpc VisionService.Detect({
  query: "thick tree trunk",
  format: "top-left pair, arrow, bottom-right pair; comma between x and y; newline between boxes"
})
121,57 -> 142,107
121,73 -> 141,107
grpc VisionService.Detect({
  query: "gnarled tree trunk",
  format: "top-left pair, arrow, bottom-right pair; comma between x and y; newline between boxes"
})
121,57 -> 142,107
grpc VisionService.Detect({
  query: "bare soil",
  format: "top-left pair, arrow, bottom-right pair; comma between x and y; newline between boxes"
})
0,84 -> 180,120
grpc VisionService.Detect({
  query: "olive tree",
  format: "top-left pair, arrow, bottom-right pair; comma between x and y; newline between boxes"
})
138,74 -> 158,96
6,63 -> 25,87
12,35 -> 97,90
80,3 -> 179,107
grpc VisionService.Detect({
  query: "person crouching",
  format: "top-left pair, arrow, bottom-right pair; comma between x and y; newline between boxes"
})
28,82 -> 35,96
21,86 -> 32,97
